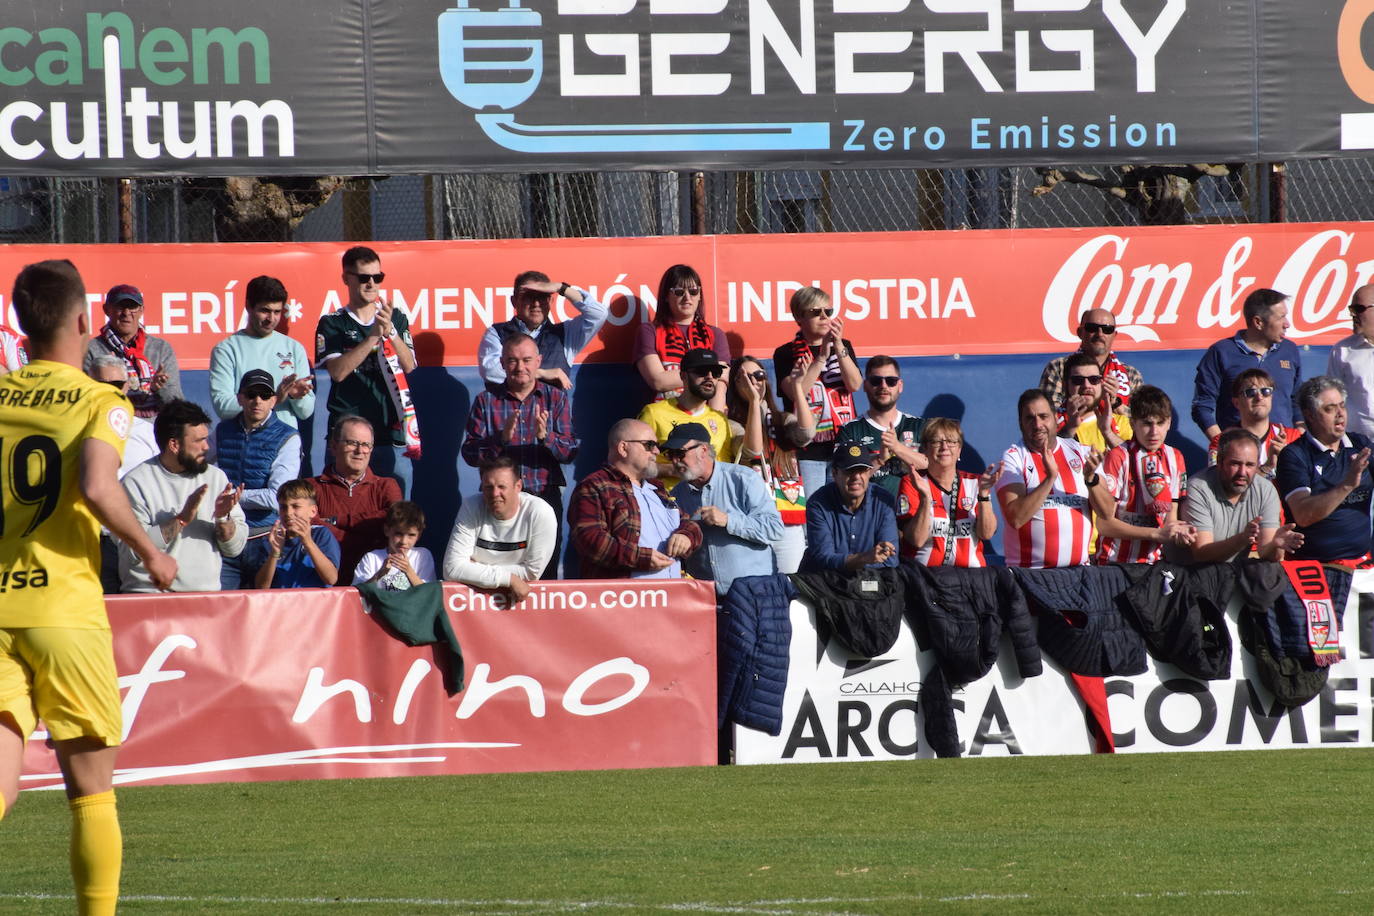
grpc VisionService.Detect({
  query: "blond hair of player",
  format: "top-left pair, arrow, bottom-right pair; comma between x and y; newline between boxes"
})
0,259 -> 177,916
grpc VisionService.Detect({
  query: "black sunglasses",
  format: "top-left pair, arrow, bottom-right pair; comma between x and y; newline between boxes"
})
1082,321 -> 1116,334
688,366 -> 724,379
349,271 -> 385,284
671,286 -> 701,297
1069,374 -> 1103,385
866,375 -> 900,388
799,307 -> 834,319
1352,304 -> 1372,316
745,370 -> 768,382
628,439 -> 660,452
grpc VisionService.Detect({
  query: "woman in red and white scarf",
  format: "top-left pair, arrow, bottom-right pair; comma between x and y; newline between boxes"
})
770,287 -> 863,497
633,264 -> 730,410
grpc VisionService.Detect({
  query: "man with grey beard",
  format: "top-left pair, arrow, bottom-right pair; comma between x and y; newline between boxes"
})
668,422 -> 782,596
119,399 -> 247,592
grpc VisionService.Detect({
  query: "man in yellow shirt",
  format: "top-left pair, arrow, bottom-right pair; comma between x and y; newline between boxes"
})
638,348 -> 736,491
0,260 -> 176,916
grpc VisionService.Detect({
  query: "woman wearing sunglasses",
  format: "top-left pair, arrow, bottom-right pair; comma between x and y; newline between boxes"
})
634,264 -> 730,410
771,287 -> 862,497
725,355 -> 816,573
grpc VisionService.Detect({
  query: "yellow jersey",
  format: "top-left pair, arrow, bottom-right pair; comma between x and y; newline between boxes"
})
638,399 -> 735,492
0,360 -> 131,629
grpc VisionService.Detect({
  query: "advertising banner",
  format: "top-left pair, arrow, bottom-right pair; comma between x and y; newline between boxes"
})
20,580 -> 718,790
734,570 -> 1374,763
1,221 -> 1367,370
2,2 -> 1373,174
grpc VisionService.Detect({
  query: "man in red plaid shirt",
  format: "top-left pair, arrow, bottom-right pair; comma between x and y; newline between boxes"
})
462,334 -> 578,576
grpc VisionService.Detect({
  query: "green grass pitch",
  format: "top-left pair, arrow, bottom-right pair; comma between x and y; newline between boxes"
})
3,749 -> 1372,914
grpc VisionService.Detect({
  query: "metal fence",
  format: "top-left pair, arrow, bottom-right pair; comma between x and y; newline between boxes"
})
3,159 -> 1373,245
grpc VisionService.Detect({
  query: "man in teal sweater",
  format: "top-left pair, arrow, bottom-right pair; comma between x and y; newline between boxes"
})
208,275 -> 316,432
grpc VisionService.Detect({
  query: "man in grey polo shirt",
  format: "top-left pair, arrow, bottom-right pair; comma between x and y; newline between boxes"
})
1183,428 -> 1303,562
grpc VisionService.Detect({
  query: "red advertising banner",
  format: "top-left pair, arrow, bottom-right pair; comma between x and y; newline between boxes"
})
1,222 -> 1367,370
19,580 -> 718,790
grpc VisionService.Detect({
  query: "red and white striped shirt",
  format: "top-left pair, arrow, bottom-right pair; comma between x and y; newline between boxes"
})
1095,442 -> 1188,564
1207,424 -> 1301,466
897,470 -> 986,568
995,437 -> 1094,568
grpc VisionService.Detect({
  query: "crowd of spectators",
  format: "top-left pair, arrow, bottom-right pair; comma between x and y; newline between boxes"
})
7,252 -> 1373,600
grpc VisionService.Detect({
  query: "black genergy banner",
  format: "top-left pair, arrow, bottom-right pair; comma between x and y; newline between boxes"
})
3,1 -> 1374,175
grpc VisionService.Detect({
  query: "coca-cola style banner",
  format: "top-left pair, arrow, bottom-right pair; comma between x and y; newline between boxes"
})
4,2 -> 1374,173
20,581 -> 718,789
1,222 -> 1366,370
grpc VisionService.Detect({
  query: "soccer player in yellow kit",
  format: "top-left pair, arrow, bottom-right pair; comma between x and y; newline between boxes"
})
0,260 -> 176,915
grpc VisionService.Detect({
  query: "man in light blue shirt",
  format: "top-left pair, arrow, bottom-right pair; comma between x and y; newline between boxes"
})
668,422 -> 782,595
477,271 -> 608,389
208,275 -> 316,430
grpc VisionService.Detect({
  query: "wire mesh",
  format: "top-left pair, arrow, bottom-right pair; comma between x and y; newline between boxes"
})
0,159 -> 1364,245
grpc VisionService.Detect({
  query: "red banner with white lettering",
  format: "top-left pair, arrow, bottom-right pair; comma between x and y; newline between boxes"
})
19,581 -> 717,790
1,222 -> 1366,370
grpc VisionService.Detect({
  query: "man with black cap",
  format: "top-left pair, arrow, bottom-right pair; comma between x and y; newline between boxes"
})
668,422 -> 783,596
214,369 -> 301,588
83,283 -> 182,418
800,443 -> 899,572
638,347 -> 735,491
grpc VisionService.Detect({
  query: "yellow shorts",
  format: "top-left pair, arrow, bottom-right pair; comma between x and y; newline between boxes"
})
0,627 -> 122,745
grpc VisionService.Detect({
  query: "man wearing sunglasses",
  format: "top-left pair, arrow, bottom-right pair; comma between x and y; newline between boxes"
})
1192,287 -> 1302,440
477,269 -> 607,391
638,348 -> 735,491
213,370 -> 302,589
315,246 -> 417,495
82,283 -> 183,420
1059,352 -> 1131,454
1325,284 -> 1374,438
1038,308 -> 1142,411
667,422 -> 782,596
1205,369 -> 1301,479
835,355 -> 926,497
569,419 -> 701,580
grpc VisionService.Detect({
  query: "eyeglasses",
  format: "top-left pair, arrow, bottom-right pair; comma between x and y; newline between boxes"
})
242,391 -> 275,401
866,375 -> 900,388
349,271 -> 385,285
799,307 -> 834,319
926,438 -> 961,448
110,302 -> 143,311
665,443 -> 705,461
745,370 -> 768,382
1241,386 -> 1275,399
339,438 -> 374,451
1069,374 -> 1103,386
671,286 -> 701,297
1352,304 -> 1372,316
627,439 -> 660,452
1082,321 -> 1116,335
688,366 -> 724,379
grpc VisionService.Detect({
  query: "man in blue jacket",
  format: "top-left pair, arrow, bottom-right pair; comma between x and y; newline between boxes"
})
668,422 -> 782,596
1192,288 -> 1303,439
800,443 -> 898,572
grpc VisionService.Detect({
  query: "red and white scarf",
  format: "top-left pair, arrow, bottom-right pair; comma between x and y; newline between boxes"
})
652,318 -> 717,401
377,335 -> 422,460
791,334 -> 855,443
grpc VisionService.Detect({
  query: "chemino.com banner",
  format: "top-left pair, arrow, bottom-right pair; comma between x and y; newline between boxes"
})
1,1 -> 1373,175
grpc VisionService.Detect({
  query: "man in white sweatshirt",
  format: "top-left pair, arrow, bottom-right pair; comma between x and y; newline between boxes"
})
442,456 -> 555,600
119,399 -> 248,592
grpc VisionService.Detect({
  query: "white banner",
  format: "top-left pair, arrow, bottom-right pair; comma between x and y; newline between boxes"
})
735,569 -> 1374,762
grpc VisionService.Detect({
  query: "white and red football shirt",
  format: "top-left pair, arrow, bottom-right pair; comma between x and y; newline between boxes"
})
0,327 -> 26,372
1207,423 -> 1301,466
1095,442 -> 1188,564
995,437 -> 1094,568
897,470 -> 987,567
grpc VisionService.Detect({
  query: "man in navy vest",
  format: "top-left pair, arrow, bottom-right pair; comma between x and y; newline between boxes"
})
216,369 -> 301,588
477,270 -> 607,390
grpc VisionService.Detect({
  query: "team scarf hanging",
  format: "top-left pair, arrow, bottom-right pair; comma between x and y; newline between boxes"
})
377,333 -> 422,460
1102,352 -> 1133,402
1129,442 -> 1177,524
100,323 -> 159,416
790,333 -> 855,442
1282,560 -> 1342,667
751,401 -> 806,525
